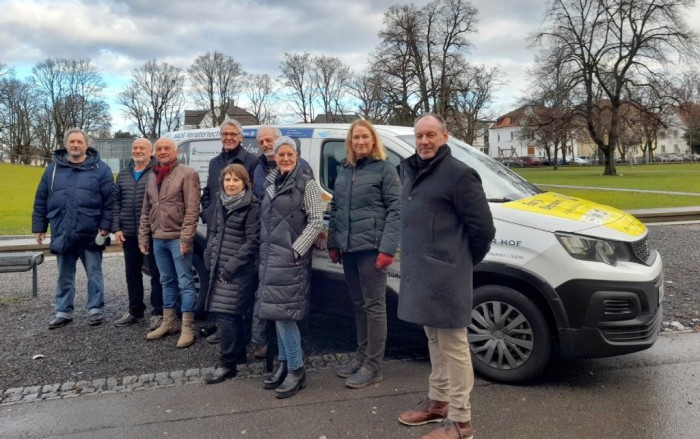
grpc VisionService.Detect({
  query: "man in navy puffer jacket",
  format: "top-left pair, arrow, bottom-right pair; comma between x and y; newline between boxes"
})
32,128 -> 114,330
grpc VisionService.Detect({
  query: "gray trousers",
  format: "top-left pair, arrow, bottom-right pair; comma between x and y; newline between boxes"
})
342,250 -> 388,373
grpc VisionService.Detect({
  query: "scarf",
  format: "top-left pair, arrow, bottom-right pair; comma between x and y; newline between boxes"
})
220,189 -> 246,212
154,159 -> 176,187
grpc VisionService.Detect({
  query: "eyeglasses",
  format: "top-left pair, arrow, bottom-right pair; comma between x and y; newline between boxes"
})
221,132 -> 240,138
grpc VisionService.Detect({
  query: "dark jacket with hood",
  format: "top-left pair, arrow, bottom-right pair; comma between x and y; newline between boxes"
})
328,156 -> 401,255
112,157 -> 157,236
397,145 -> 495,328
203,189 -> 261,315
201,145 -> 258,226
32,147 -> 114,254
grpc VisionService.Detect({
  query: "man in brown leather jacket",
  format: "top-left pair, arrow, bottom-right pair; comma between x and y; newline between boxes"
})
138,137 -> 201,348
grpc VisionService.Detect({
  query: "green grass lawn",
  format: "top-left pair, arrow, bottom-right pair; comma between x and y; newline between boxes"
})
512,163 -> 700,210
1,162 -> 699,236
0,163 -> 45,235
514,163 -> 700,192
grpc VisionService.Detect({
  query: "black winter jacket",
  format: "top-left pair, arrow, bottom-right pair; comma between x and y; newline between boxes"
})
203,190 -> 261,315
112,158 -> 157,236
328,157 -> 401,255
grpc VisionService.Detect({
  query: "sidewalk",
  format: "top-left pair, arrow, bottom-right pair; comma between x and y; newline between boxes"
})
2,332 -> 699,439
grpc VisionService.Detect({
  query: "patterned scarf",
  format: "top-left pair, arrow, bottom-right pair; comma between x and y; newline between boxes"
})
220,189 -> 247,212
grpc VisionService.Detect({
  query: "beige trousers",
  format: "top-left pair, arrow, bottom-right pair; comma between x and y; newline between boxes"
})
424,326 -> 473,423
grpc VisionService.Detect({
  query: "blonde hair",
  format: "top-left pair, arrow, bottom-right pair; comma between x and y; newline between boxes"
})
344,120 -> 387,166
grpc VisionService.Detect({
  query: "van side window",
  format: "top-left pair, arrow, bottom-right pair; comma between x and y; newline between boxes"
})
320,140 -> 345,193
386,149 -> 402,177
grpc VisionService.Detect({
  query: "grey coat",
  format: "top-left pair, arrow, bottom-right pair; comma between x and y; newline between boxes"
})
257,166 -> 314,321
203,190 -> 260,315
397,145 -> 495,328
328,157 -> 401,255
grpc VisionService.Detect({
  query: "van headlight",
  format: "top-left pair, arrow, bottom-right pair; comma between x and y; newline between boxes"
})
555,233 -> 631,266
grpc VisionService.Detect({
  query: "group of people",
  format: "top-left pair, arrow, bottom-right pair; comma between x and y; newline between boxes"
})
31,114 -> 495,439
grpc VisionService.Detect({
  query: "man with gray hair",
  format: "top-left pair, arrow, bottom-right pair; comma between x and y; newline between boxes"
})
201,118 -> 258,227
32,128 -> 114,329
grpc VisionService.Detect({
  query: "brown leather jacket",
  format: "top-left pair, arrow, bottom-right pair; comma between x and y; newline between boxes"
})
138,160 -> 201,247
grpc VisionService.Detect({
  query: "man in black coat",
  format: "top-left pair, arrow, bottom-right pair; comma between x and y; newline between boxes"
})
397,114 -> 495,439
201,118 -> 258,229
112,138 -> 163,329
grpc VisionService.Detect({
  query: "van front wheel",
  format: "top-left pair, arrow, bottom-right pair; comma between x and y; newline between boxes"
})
468,285 -> 551,383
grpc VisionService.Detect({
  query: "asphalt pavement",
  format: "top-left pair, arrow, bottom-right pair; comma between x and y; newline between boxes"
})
2,331 -> 699,439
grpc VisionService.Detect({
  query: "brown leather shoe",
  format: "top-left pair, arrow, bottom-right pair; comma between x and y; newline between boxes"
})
253,344 -> 268,359
422,419 -> 474,439
398,398 -> 448,426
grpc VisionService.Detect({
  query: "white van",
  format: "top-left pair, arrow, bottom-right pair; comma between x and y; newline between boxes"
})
166,124 -> 663,383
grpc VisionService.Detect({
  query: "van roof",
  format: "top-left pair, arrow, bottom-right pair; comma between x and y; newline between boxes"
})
164,123 -> 416,142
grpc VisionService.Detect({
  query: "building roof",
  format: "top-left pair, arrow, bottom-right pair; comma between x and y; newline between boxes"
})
184,106 -> 258,128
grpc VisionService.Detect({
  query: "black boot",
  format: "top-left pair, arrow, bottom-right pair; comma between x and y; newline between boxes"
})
275,366 -> 306,399
203,366 -> 236,384
263,360 -> 287,390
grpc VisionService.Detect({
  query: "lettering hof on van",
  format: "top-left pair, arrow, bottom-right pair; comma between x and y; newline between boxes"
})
488,237 -> 525,262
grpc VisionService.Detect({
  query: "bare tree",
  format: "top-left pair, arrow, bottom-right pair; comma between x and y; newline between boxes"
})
533,0 -> 698,175
188,51 -> 243,127
0,76 -> 37,164
30,58 -> 111,148
243,73 -> 278,125
373,0 -> 478,118
449,63 -> 502,145
348,70 -> 394,123
280,52 -> 316,122
313,55 -> 352,121
118,59 -> 185,138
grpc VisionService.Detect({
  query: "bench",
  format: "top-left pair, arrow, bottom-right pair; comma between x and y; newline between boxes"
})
0,252 -> 45,297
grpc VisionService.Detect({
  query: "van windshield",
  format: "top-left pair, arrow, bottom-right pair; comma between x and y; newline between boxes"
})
397,136 -> 541,202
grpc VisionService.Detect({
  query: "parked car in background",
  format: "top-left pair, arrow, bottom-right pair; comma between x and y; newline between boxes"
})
573,156 -> 591,165
520,156 -> 543,166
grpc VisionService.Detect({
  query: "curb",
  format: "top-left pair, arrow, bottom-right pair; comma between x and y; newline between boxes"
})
0,352 -> 420,407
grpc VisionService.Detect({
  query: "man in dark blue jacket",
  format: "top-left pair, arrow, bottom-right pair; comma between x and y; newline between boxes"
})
32,128 -> 114,329
112,138 -> 163,329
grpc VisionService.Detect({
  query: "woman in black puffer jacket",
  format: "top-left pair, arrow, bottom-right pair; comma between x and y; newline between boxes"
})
202,164 -> 261,384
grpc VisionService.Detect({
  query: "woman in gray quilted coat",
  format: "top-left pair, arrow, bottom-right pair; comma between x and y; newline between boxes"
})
328,120 -> 402,389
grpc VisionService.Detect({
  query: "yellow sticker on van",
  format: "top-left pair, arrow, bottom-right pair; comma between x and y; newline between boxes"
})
503,192 -> 646,236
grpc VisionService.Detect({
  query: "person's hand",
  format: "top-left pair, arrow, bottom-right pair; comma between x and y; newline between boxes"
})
375,252 -> 393,269
328,249 -> 342,264
98,229 -> 109,237
139,244 -> 149,255
219,271 -> 234,284
34,232 -> 46,245
115,231 -> 125,246
181,242 -> 192,255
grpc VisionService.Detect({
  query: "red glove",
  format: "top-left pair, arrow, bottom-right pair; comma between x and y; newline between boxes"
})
376,252 -> 394,269
328,249 -> 342,264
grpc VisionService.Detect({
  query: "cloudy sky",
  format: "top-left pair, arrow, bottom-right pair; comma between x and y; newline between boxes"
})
2,0 -> 699,132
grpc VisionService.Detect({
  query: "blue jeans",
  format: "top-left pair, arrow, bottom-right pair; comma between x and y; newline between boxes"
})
276,320 -> 304,370
55,246 -> 104,318
153,239 -> 196,312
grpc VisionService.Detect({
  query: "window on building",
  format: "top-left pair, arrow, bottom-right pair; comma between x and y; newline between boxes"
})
510,132 -> 514,140
498,134 -> 500,142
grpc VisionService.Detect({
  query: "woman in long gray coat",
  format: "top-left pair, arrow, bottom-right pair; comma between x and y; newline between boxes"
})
202,164 -> 260,385
257,136 -> 323,399
328,120 -> 401,389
